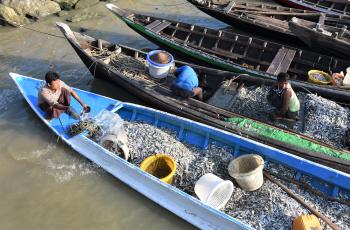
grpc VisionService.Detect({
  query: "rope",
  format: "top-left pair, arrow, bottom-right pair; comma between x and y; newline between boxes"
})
0,17 -> 64,39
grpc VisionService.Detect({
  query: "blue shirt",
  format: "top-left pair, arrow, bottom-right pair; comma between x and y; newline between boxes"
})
173,66 -> 198,91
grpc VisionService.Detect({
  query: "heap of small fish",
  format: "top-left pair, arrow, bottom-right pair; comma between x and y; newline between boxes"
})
310,73 -> 328,82
304,94 -> 350,148
92,46 -> 350,149
230,85 -> 275,122
122,121 -> 349,229
124,121 -> 233,193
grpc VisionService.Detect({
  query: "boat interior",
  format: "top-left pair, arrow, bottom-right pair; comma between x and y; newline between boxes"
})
129,14 -> 348,82
71,32 -> 350,151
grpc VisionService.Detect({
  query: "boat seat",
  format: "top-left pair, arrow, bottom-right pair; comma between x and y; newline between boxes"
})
318,14 -> 326,25
145,20 -> 162,30
150,21 -> 172,33
207,80 -> 240,110
224,1 -> 236,14
266,48 -> 296,75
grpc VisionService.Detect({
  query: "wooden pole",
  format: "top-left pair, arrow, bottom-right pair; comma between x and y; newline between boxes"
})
264,172 -> 341,230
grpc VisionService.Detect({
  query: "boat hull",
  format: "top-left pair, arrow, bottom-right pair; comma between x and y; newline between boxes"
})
289,21 -> 350,58
192,4 -> 303,45
11,74 -> 350,229
275,0 -> 350,16
56,21 -> 350,173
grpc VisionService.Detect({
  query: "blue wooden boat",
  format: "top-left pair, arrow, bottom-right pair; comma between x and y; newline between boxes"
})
11,73 -> 350,229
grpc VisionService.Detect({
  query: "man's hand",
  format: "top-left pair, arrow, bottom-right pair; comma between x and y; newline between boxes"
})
83,104 -> 91,113
169,65 -> 177,74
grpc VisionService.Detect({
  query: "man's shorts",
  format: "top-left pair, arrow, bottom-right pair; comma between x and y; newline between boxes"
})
171,85 -> 195,99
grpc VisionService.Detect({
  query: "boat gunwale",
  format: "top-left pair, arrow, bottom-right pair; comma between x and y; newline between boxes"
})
11,73 -> 350,201
56,21 -> 350,172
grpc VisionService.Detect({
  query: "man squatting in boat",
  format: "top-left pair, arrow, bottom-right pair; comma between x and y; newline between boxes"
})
151,51 -> 203,100
268,72 -> 300,122
38,71 -> 90,120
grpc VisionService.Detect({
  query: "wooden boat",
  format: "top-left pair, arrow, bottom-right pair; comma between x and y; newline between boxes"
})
289,17 -> 350,58
186,1 -> 350,41
11,72 -> 350,229
275,0 -> 350,16
105,4 -> 350,103
56,22 -> 350,173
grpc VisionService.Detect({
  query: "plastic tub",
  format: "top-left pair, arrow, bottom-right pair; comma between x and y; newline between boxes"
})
146,50 -> 174,79
100,134 -> 129,160
228,154 -> 264,191
140,154 -> 176,184
194,173 -> 234,210
292,215 -> 321,230
307,70 -> 332,85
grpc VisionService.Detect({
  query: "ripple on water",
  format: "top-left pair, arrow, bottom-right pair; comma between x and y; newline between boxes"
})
46,157 -> 102,183
11,142 -> 103,183
10,143 -> 56,161
0,88 -> 21,112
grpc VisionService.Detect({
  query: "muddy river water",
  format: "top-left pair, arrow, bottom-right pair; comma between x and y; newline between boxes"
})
0,0 -> 278,229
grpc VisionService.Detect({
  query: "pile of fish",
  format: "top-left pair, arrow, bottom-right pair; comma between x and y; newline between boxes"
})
124,121 -> 233,192
93,49 -> 350,149
122,121 -> 349,229
230,85 -> 275,122
230,85 -> 349,148
304,94 -> 350,148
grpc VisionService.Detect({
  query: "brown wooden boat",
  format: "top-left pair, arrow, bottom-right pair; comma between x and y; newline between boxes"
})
289,16 -> 350,58
56,22 -> 350,173
187,1 -> 350,43
275,0 -> 350,16
106,4 -> 350,103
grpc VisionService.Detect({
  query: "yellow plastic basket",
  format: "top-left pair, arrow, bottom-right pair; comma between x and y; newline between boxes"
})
140,154 -> 176,184
307,70 -> 332,85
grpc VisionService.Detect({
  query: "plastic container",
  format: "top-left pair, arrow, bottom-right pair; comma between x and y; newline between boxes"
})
343,67 -> 350,86
292,215 -> 322,230
194,173 -> 234,210
307,70 -> 332,85
100,134 -> 129,160
228,154 -> 264,191
140,154 -> 176,184
146,50 -> 174,79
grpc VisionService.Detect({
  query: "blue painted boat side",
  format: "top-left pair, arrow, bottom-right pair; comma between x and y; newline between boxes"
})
10,73 -> 120,139
11,73 -> 350,195
118,104 -> 350,196
11,72 -> 252,229
11,73 -> 350,228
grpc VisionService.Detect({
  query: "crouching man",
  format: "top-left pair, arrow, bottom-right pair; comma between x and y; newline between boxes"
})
170,65 -> 203,101
38,71 -> 89,120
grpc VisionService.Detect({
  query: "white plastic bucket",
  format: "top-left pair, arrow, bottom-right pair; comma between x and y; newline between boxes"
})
100,134 -> 129,160
228,154 -> 264,191
146,50 -> 174,79
194,173 -> 234,210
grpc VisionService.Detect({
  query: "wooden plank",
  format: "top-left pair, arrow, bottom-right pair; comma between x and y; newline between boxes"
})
318,13 -> 326,25
145,20 -> 161,30
224,1 -> 236,14
151,21 -> 172,33
278,49 -> 296,74
198,28 -> 207,47
97,39 -> 103,50
171,23 -> 179,37
266,48 -> 288,74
